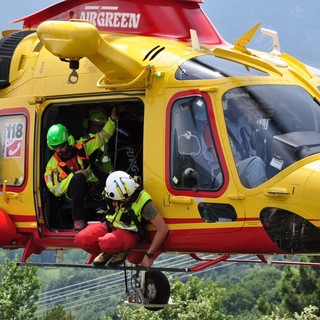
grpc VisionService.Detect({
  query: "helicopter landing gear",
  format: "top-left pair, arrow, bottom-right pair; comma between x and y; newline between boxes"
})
125,269 -> 172,311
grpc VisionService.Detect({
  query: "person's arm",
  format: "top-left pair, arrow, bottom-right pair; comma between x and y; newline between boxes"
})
84,107 -> 117,156
140,213 -> 168,267
44,157 -> 74,196
100,107 -> 117,141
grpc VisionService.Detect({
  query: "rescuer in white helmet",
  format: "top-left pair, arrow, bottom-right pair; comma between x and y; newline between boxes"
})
75,171 -> 168,268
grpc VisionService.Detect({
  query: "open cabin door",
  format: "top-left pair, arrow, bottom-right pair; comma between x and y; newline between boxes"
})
39,97 -> 144,232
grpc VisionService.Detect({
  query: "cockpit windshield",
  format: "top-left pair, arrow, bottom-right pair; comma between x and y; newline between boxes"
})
222,85 -> 320,186
175,55 -> 269,80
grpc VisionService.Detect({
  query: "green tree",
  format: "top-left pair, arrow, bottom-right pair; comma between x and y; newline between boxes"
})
221,266 -> 283,319
36,266 -> 122,319
118,274 -> 232,320
261,305 -> 320,320
43,305 -> 75,320
281,257 -> 320,316
0,257 -> 41,320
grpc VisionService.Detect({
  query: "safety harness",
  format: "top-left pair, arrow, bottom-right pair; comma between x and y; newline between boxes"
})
105,187 -> 150,241
54,144 -> 91,179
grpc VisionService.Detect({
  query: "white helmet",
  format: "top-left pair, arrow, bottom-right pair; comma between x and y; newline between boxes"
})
104,171 -> 137,200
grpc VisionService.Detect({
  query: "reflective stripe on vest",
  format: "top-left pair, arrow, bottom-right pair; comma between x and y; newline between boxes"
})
54,144 -> 91,179
106,190 -> 151,232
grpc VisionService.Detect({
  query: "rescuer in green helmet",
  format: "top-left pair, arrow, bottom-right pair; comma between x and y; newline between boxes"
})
44,108 -> 117,232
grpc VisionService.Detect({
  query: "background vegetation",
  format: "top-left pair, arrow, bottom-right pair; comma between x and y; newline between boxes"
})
1,250 -> 320,319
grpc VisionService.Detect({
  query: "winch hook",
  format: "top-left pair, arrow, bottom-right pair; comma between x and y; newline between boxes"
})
67,59 -> 80,84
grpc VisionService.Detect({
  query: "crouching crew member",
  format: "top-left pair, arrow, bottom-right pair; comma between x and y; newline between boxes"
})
74,171 -> 168,268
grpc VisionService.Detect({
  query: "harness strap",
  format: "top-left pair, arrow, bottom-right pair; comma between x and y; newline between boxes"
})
54,145 -> 91,177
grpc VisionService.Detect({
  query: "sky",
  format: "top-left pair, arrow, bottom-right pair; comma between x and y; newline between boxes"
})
1,1 -> 57,30
1,1 -> 319,67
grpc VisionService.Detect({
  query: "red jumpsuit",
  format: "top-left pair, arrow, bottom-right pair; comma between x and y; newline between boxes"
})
75,190 -> 157,258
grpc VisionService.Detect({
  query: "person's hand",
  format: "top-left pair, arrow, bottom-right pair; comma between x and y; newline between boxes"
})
140,254 -> 153,268
75,169 -> 89,178
110,107 -> 117,121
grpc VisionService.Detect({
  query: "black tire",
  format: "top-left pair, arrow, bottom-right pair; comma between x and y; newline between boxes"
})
144,270 -> 170,311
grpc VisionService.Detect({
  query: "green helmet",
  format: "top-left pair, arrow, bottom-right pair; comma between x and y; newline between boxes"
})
47,124 -> 69,148
88,109 -> 108,124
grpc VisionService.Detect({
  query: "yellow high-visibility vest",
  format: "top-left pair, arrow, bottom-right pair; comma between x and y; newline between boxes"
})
106,190 -> 151,232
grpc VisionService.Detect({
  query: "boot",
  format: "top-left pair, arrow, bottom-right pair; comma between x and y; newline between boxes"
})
93,252 -> 112,267
107,250 -> 130,268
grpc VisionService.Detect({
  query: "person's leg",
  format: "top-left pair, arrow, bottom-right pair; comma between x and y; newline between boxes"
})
67,173 -> 88,230
98,229 -> 139,254
237,156 -> 267,188
74,223 -> 108,256
98,229 -> 139,267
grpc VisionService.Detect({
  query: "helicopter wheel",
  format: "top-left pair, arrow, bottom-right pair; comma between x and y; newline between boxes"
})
144,270 -> 170,311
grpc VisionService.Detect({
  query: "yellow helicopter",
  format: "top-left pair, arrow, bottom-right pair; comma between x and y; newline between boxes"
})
1,0 -> 320,309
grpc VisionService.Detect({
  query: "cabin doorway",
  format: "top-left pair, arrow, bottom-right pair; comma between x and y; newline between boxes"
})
40,98 -> 144,231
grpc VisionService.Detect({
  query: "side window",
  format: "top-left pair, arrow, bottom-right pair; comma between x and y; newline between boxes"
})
0,114 -> 26,186
170,96 -> 222,191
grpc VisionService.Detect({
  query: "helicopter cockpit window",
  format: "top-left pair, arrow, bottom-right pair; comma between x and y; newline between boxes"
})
177,131 -> 201,157
170,96 -> 222,191
175,55 -> 269,80
222,85 -> 320,185
0,114 -> 26,187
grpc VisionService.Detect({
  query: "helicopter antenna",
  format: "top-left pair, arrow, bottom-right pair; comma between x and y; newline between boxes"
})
234,23 -> 261,55
190,29 -> 200,51
261,28 -> 281,56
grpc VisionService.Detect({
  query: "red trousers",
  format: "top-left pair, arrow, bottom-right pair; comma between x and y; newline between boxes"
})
74,222 -> 139,256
